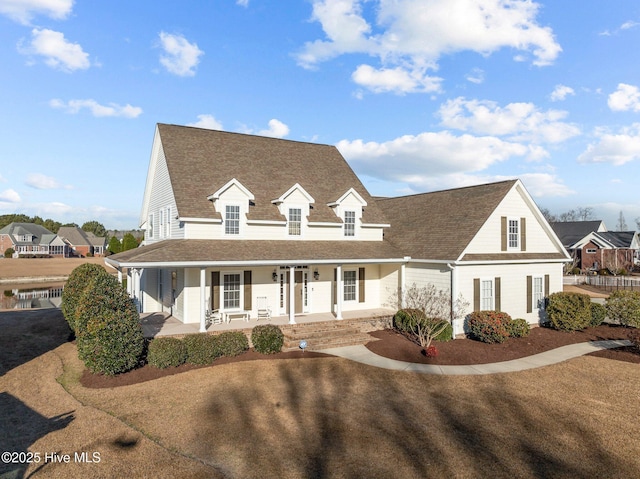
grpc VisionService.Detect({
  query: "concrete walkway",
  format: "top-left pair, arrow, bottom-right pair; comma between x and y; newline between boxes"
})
319,339 -> 633,375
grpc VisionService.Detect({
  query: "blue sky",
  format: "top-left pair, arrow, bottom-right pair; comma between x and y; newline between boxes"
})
1,1 -> 639,231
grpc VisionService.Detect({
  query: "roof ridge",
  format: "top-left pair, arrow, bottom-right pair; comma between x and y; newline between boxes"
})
376,179 -> 517,202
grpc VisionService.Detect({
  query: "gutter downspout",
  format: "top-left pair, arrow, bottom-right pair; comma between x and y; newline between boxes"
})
447,263 -> 458,340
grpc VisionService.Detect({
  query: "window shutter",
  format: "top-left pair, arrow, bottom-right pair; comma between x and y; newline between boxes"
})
358,267 -> 365,303
544,274 -> 550,297
212,271 -> 220,310
526,275 -> 533,314
333,268 -> 337,306
520,217 -> 526,251
495,277 -> 501,312
244,271 -> 252,310
473,278 -> 480,311
501,216 -> 507,251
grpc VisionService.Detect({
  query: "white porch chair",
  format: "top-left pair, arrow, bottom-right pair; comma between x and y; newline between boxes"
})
205,308 -> 224,327
256,296 -> 271,321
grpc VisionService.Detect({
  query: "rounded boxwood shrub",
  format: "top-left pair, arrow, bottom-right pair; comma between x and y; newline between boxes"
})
147,337 -> 187,369
75,273 -> 144,376
251,324 -> 284,354
61,263 -> 108,332
508,318 -> 530,338
433,322 -> 453,342
468,311 -> 512,344
183,334 -> 222,365
606,290 -> 640,328
546,292 -> 592,331
4,247 -> 14,258
393,308 -> 426,333
589,302 -> 607,327
217,331 -> 249,357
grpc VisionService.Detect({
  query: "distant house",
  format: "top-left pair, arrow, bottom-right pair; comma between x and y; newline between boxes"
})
551,221 -> 639,272
106,124 -> 570,336
0,223 -> 68,257
57,226 -> 107,257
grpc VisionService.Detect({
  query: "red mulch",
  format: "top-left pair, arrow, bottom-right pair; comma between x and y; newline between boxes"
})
80,324 -> 639,389
366,324 -> 640,365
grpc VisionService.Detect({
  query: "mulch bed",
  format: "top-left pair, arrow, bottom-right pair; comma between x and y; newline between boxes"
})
366,323 -> 640,365
80,323 -> 639,389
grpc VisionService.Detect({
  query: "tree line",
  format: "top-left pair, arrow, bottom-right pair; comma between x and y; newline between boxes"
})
539,207 -> 640,232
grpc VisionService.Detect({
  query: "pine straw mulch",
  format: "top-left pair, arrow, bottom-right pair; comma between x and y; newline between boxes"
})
81,323 -> 639,388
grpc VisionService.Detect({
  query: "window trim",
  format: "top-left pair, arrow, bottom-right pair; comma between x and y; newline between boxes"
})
222,271 -> 243,310
288,207 -> 302,236
507,217 -> 520,250
343,269 -> 357,302
344,210 -> 356,237
480,277 -> 494,311
532,275 -> 545,310
148,213 -> 154,239
224,204 -> 241,236
585,248 -> 597,254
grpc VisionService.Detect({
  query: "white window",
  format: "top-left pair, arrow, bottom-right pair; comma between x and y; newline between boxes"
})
586,248 -> 597,254
344,270 -> 357,301
508,218 -> 519,249
481,279 -> 494,310
223,273 -> 241,309
533,276 -> 544,310
159,209 -> 165,238
344,211 -> 355,237
225,205 -> 240,235
165,206 -> 172,238
148,214 -> 154,239
288,208 -> 301,236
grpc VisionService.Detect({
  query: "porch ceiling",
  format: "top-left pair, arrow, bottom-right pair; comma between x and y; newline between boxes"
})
106,239 -> 406,269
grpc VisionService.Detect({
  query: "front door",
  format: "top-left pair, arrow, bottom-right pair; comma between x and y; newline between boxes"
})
285,270 -> 306,314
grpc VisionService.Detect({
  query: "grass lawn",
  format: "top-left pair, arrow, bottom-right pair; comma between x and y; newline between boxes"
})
2,309 -> 640,478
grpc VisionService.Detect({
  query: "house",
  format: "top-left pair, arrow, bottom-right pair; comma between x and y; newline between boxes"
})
0,223 -> 68,257
550,221 -> 639,272
57,226 -> 107,257
106,124 -> 570,336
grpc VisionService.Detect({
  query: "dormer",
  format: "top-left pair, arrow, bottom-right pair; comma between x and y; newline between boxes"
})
272,183 -> 315,238
208,178 -> 254,236
327,188 -> 367,238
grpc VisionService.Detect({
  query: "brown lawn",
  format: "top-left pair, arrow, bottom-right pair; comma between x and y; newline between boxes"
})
0,257 -> 107,280
1,309 -> 640,478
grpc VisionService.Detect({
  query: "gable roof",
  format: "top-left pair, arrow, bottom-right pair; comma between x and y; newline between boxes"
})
597,231 -> 638,249
155,124 -> 388,225
0,222 -> 56,245
376,180 -> 517,261
58,226 -> 106,248
550,220 -> 606,247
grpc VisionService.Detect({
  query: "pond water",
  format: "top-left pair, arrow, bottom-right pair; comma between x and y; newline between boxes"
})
1,282 -> 65,310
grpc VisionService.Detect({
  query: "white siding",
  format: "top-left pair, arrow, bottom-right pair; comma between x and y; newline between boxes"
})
146,142 -> 183,243
405,263 -> 451,293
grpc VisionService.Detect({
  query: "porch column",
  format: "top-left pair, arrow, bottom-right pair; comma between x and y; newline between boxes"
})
117,269 -> 123,284
132,268 -> 141,313
199,268 -> 207,332
336,264 -> 343,320
400,262 -> 406,308
288,266 -> 296,324
448,263 -> 458,340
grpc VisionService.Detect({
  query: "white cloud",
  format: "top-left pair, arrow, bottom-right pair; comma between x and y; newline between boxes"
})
437,97 -> 580,145
0,189 -> 21,203
578,123 -> 640,165
38,201 -> 73,215
514,173 -> 574,197
0,0 -> 72,25
50,98 -> 142,118
25,173 -> 72,190
351,64 -> 442,94
258,119 -> 290,138
236,0 -> 249,6
550,84 -> 575,102
297,0 -> 561,94
465,68 -> 484,84
188,114 -> 223,130
608,83 -> 640,112
158,32 -> 204,77
621,21 -> 640,31
337,131 -> 528,191
18,28 -> 90,72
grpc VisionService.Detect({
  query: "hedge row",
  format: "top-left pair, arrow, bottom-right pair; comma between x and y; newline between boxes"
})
147,325 -> 285,369
547,291 -> 640,331
467,311 -> 530,344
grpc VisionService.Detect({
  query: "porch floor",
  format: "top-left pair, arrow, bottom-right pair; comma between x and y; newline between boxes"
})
140,308 -> 395,338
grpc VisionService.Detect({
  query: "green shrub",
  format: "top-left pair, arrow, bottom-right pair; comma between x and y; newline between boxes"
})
147,337 -> 187,369
183,334 -> 222,365
508,318 -> 530,338
547,292 -> 592,331
75,273 -> 144,375
61,263 -> 108,332
468,311 -> 512,344
589,303 -> 607,327
434,322 -> 453,342
4,247 -> 14,258
217,331 -> 249,357
606,290 -> 640,328
251,324 -> 284,354
393,308 -> 426,332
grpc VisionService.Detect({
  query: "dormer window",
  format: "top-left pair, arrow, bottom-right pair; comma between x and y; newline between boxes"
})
225,205 -> 240,235
344,211 -> 355,237
288,208 -> 301,236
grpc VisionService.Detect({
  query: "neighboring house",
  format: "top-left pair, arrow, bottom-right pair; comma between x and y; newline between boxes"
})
0,223 -> 68,257
551,221 -> 639,272
58,226 -> 107,257
106,124 -> 570,336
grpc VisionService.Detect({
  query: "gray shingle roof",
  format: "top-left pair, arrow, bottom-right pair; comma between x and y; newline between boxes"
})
0,222 -> 56,245
597,231 -> 637,248
550,221 -> 605,247
157,124 -> 388,225
377,180 -> 517,261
